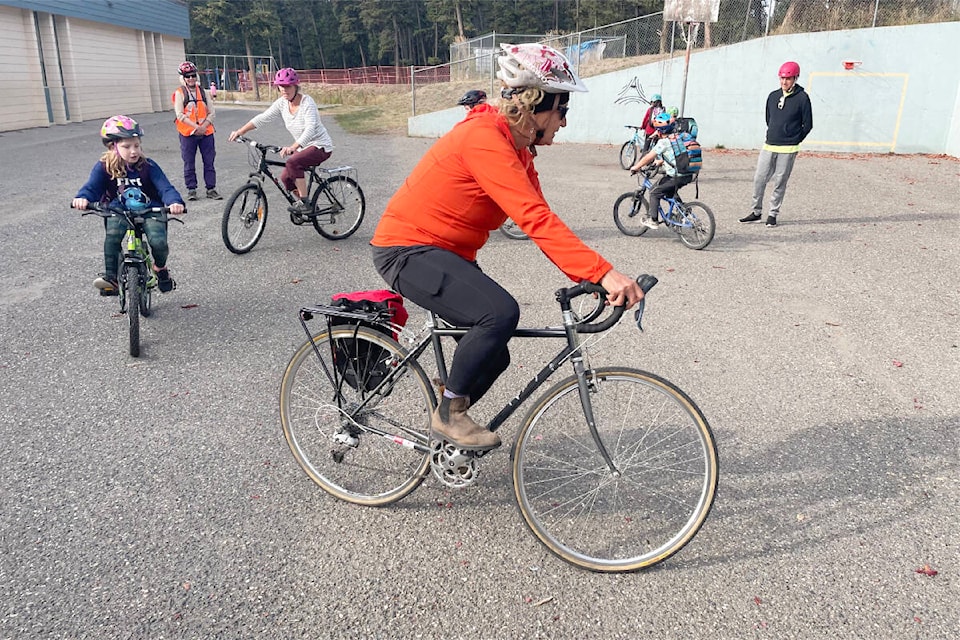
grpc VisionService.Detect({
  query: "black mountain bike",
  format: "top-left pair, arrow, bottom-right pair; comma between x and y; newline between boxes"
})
279,275 -> 718,572
78,203 -> 184,357
222,136 -> 365,254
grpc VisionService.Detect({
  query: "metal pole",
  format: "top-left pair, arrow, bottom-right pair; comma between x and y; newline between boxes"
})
873,0 -> 880,27
679,22 -> 694,117
410,66 -> 416,116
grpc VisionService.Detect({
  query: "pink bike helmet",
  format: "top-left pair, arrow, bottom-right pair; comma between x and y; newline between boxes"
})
274,68 -> 300,86
779,61 -> 800,78
101,115 -> 143,146
178,61 -> 198,76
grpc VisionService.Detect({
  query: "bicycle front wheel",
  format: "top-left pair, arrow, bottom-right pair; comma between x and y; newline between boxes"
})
513,367 -> 718,572
280,325 -> 435,506
676,201 -> 716,250
122,263 -> 141,358
619,140 -> 638,170
222,183 -> 268,254
613,191 -> 650,237
311,176 -> 365,240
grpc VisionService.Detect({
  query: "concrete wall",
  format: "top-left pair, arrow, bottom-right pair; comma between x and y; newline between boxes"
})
410,22 -> 960,157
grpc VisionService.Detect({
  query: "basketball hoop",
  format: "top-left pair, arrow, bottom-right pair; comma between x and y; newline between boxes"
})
842,60 -> 862,70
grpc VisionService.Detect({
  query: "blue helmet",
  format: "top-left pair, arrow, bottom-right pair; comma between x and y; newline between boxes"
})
651,93 -> 662,102
122,187 -> 150,211
653,112 -> 674,133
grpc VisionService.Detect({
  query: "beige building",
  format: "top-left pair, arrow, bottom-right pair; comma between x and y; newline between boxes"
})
0,0 -> 189,132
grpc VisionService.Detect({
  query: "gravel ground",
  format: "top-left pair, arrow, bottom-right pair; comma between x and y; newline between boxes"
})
1,108 -> 957,639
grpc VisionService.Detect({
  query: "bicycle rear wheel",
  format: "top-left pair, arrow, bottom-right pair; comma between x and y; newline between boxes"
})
311,175 -> 365,240
619,140 -> 638,170
676,201 -> 716,250
613,191 -> 650,237
280,325 -> 435,506
222,183 -> 268,254
122,263 -> 141,357
513,367 -> 718,572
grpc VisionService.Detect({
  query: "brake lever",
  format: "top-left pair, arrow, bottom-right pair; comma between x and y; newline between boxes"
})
633,274 -> 658,332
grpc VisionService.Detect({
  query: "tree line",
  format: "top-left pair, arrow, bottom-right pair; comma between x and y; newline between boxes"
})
188,0 -> 680,69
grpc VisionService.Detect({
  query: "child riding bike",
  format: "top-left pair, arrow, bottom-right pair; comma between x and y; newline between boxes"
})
73,115 -> 185,295
629,112 -> 695,230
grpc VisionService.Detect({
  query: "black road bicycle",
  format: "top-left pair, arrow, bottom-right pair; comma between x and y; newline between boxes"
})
78,203 -> 184,357
279,275 -> 718,572
222,136 -> 365,254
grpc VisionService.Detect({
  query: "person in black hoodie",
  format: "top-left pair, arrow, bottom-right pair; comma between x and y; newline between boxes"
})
740,61 -> 813,227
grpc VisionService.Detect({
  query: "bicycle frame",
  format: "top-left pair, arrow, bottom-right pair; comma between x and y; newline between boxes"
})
246,145 -> 321,205
297,280 -> 654,471
636,173 -> 693,229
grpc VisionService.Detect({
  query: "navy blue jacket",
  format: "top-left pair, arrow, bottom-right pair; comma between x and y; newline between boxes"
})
76,159 -> 184,207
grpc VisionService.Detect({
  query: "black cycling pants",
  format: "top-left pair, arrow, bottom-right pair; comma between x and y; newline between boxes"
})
649,173 -> 694,220
392,248 -> 520,404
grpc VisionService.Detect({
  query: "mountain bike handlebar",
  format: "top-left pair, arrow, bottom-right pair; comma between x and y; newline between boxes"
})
561,273 -> 658,334
234,135 -> 282,155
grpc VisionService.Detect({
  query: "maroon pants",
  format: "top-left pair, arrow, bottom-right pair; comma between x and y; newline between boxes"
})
281,146 -> 331,194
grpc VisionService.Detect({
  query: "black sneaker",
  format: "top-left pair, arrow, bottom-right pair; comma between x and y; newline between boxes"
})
94,274 -> 119,296
765,215 -> 778,227
206,188 -> 223,200
186,189 -> 198,201
739,212 -> 762,223
156,268 -> 176,293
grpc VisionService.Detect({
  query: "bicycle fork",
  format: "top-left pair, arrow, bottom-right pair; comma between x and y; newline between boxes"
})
563,310 -> 622,476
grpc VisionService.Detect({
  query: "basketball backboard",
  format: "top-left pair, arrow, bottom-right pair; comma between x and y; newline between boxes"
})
664,0 -> 720,23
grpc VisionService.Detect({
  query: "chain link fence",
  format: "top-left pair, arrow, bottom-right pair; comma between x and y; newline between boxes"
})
182,53 -> 278,101
413,0 -> 958,115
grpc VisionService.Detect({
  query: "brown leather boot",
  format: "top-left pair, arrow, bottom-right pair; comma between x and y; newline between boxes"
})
431,396 -> 501,450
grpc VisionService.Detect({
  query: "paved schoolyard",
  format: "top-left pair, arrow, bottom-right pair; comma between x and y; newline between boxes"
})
0,107 -> 957,638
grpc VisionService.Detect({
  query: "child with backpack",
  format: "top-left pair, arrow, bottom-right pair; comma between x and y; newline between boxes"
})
72,116 -> 185,296
628,112 -> 702,229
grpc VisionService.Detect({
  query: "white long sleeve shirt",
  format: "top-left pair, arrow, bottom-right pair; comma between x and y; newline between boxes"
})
251,94 -> 334,152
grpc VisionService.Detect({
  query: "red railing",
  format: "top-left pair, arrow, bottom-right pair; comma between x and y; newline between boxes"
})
296,66 -> 450,85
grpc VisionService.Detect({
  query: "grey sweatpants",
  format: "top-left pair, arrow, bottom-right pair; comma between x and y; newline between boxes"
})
751,149 -> 797,217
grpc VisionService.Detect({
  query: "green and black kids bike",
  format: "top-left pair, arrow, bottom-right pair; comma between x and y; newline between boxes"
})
76,191 -> 184,357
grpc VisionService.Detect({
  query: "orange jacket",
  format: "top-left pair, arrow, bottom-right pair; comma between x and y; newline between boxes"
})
173,86 -> 214,136
371,105 -> 612,284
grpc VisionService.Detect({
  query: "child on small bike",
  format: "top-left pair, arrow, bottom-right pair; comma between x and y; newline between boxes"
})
73,116 -> 185,296
629,112 -> 694,230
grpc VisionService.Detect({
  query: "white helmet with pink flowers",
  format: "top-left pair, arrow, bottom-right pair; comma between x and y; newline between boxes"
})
496,43 -> 588,94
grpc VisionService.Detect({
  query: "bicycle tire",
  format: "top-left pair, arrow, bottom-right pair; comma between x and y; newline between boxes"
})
513,367 -> 718,572
675,201 -> 716,250
222,183 -> 268,254
280,325 -> 435,506
310,175 -> 365,240
499,220 -> 529,240
139,266 -> 153,318
613,191 -> 650,237
123,263 -> 141,358
619,140 -> 638,170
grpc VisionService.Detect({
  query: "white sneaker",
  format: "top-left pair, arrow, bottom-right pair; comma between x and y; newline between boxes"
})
640,216 -> 660,230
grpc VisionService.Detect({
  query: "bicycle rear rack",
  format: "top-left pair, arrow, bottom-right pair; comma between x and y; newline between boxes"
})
318,165 -> 359,183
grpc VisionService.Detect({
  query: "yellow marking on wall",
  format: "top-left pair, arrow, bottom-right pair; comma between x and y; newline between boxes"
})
806,72 -> 910,153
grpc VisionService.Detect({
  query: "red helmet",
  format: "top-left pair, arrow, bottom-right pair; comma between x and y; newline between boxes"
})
273,68 -> 300,86
779,61 -> 800,78
178,61 -> 198,76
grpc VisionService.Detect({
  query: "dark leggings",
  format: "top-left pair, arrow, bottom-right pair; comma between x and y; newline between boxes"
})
649,173 -> 693,220
392,248 -> 520,404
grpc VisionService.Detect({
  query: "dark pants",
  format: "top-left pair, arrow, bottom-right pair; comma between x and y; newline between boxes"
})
281,146 -> 331,194
179,133 -> 217,190
390,248 -> 519,404
103,216 -> 168,277
649,173 -> 694,220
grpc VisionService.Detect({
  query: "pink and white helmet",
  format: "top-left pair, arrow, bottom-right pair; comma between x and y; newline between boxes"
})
100,115 -> 143,146
496,43 -> 588,94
